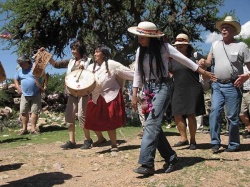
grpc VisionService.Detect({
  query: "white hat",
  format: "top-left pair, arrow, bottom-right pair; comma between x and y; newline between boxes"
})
127,21 -> 165,38
172,33 -> 191,46
216,16 -> 241,36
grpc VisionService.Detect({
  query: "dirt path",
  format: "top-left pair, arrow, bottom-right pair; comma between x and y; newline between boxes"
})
0,132 -> 250,187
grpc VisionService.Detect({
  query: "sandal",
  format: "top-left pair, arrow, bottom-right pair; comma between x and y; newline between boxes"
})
30,130 -> 40,135
18,130 -> 29,135
110,147 -> 119,152
92,138 -> 107,147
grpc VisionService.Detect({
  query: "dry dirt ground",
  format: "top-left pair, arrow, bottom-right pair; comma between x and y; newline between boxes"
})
0,131 -> 250,187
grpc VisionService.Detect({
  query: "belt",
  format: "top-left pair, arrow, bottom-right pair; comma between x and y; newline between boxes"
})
217,79 -> 235,84
242,90 -> 250,93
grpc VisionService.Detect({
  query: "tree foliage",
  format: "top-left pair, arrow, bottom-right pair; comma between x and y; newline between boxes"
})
0,0 -> 225,65
46,73 -> 66,94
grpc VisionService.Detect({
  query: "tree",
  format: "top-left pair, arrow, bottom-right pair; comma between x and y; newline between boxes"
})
0,0 -> 225,66
238,37 -> 250,48
46,73 -> 66,94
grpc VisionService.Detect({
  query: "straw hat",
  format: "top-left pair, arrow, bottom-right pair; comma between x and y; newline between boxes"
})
216,16 -> 241,35
172,33 -> 191,46
127,21 -> 165,38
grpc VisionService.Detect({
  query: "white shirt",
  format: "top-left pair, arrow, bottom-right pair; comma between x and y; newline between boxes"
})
87,59 -> 134,104
133,43 -> 198,88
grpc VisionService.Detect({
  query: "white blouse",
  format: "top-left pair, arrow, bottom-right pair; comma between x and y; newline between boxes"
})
133,43 -> 199,88
87,59 -> 134,104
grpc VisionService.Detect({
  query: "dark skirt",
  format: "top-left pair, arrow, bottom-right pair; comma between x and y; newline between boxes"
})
85,90 -> 126,131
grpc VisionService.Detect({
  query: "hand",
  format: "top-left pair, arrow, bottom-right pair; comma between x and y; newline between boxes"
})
198,58 -> 206,68
79,64 -> 84,69
131,96 -> 138,111
234,73 -> 249,87
16,86 -> 22,94
202,70 -> 217,82
38,47 -> 46,52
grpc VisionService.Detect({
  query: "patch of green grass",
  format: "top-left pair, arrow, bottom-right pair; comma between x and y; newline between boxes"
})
0,122 -> 143,149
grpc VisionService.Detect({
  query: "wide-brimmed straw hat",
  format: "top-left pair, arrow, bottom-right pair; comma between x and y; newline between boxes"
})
127,21 -> 165,38
216,16 -> 241,35
172,33 -> 191,46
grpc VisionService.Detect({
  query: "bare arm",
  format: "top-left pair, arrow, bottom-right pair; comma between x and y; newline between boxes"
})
234,62 -> 250,87
14,78 -> 22,94
131,87 -> 139,111
198,52 -> 212,68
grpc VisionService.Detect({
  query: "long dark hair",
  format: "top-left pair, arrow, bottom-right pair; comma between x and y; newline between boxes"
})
92,44 -> 110,73
186,45 -> 194,58
70,40 -> 87,60
138,38 -> 166,83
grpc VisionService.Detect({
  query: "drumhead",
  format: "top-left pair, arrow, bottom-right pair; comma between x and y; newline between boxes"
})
65,69 -> 96,97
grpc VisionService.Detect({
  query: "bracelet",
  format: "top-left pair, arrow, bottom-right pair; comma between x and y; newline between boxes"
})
203,69 -> 206,75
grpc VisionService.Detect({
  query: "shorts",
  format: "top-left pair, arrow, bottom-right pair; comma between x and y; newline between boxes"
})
65,94 -> 88,127
240,92 -> 250,115
20,94 -> 41,114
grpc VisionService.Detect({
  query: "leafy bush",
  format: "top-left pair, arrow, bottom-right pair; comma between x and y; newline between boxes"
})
0,89 -> 12,106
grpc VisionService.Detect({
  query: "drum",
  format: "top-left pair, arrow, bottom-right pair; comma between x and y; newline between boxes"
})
65,69 -> 96,97
32,50 -> 52,77
0,61 -> 6,82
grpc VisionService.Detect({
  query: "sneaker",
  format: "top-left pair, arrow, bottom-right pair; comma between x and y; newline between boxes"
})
242,131 -> 250,139
189,143 -> 197,150
133,165 -> 155,175
60,141 -> 76,150
163,154 -> 179,173
173,140 -> 189,147
224,148 -> 240,152
211,144 -> 220,153
110,146 -> 119,152
80,139 -> 93,149
92,138 -> 107,147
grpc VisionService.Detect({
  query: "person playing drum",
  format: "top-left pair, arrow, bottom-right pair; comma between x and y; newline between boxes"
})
47,40 -> 94,150
85,44 -> 134,152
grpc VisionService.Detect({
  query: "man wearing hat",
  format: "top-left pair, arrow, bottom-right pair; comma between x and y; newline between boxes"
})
14,55 -> 45,135
199,16 -> 250,152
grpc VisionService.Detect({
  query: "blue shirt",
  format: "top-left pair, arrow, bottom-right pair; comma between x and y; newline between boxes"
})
14,64 -> 41,96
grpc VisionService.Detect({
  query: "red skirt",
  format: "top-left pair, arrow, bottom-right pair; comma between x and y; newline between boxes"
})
85,90 -> 126,131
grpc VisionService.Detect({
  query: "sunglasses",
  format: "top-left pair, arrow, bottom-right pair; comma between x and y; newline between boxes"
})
17,61 -> 26,64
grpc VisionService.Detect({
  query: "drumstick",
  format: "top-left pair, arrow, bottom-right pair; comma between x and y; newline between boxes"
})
76,69 -> 84,82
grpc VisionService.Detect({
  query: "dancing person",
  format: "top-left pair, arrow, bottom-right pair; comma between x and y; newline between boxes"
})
14,55 -> 47,135
171,33 -> 206,150
47,40 -> 94,150
128,21 -> 215,176
85,44 -> 134,152
199,16 -> 250,152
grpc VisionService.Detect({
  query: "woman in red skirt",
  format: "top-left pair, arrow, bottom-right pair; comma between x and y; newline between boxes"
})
85,44 -> 134,151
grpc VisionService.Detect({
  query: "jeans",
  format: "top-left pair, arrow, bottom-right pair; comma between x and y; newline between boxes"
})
209,82 -> 241,149
138,80 -> 176,167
